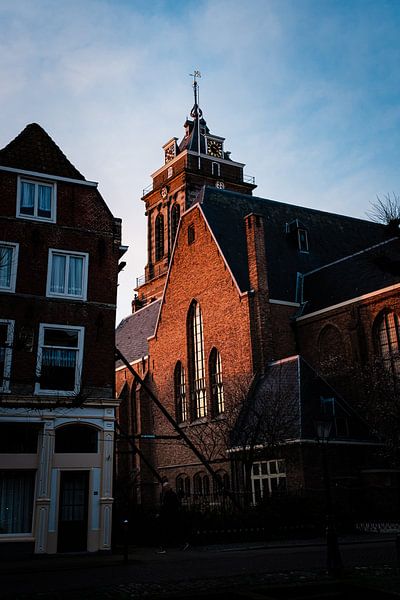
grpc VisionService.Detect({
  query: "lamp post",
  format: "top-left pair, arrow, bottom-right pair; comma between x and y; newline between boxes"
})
315,417 -> 343,577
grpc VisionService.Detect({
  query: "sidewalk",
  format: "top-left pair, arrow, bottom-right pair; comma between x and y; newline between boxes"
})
0,532 -> 395,575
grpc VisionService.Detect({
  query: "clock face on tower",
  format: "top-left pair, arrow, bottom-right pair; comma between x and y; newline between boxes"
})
207,139 -> 223,158
164,144 -> 175,163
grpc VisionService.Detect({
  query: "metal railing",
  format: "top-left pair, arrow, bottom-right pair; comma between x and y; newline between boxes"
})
244,174 -> 256,185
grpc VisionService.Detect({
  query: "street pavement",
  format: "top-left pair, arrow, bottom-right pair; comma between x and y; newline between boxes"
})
0,534 -> 398,599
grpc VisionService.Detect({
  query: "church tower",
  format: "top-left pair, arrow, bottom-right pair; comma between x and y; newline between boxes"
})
134,73 -> 256,310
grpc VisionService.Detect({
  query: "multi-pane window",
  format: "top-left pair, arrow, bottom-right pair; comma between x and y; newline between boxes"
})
17,178 -> 56,222
174,361 -> 188,423
209,348 -> 224,415
376,311 -> 400,376
193,472 -> 210,496
176,474 -> 191,499
0,320 -> 14,392
171,204 -> 180,245
47,250 -> 88,300
188,301 -> 207,418
155,214 -> 164,261
251,460 -> 287,504
35,324 -> 84,395
0,470 -> 36,534
0,242 -> 19,292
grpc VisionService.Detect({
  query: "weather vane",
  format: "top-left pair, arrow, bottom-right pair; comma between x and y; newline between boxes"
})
189,70 -> 202,119
189,70 -> 201,85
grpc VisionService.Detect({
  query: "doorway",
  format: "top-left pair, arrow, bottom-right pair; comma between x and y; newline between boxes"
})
57,470 -> 89,552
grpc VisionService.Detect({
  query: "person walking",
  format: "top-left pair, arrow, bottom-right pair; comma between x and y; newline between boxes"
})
157,482 -> 181,553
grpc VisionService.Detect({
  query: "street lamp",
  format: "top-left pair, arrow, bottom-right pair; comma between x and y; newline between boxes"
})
314,417 -> 343,577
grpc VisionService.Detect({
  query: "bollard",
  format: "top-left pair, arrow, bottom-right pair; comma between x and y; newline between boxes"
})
123,519 -> 129,564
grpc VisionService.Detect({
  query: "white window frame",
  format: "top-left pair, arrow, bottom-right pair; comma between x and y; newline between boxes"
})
16,177 -> 57,223
46,249 -> 89,301
35,323 -> 84,396
0,242 -> 19,293
251,459 -> 287,504
298,228 -> 309,253
0,319 -> 14,393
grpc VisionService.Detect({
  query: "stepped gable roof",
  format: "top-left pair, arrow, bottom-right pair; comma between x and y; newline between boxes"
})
231,356 -> 373,450
115,300 -> 161,367
200,187 -> 390,301
302,237 -> 400,315
0,123 -> 85,180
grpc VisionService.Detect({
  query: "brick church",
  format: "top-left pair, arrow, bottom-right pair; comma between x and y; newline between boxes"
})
116,79 -> 400,515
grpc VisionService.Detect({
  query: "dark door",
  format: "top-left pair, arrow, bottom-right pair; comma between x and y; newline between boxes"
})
57,470 -> 89,552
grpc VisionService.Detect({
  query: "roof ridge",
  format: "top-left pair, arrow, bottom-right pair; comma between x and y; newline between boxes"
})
0,123 -> 85,180
303,236 -> 397,278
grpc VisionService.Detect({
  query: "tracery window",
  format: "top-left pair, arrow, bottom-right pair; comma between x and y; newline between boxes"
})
174,361 -> 188,422
375,311 -> 400,376
188,301 -> 207,418
209,348 -> 224,414
155,213 -> 164,262
193,472 -> 210,496
176,474 -> 191,499
171,204 -> 180,245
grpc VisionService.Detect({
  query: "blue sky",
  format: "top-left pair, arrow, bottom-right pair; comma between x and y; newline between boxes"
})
1,0 -> 399,321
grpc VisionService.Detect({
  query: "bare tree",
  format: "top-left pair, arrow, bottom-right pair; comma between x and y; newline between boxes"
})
185,365 -> 300,505
367,193 -> 400,232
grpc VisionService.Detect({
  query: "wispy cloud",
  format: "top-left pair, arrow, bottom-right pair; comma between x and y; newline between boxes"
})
0,0 -> 399,321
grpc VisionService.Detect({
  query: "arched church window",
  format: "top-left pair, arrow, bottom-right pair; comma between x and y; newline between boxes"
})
174,361 -> 188,422
187,301 -> 207,418
209,348 -> 224,414
155,213 -> 164,262
171,204 -> 180,245
374,311 -> 400,376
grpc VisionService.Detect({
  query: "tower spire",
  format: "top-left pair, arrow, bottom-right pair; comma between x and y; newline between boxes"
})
189,70 -> 203,119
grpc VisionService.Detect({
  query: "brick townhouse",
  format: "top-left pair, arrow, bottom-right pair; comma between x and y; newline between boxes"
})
116,87 -> 400,513
0,124 -> 126,555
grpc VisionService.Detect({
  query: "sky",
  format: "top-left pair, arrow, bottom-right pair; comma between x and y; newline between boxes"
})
1,0 -> 399,323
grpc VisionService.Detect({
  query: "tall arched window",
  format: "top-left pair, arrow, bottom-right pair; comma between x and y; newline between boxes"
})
174,361 -> 188,422
209,348 -> 224,414
171,204 -> 180,245
188,301 -> 207,418
155,213 -> 164,262
375,311 -> 400,376
176,473 -> 190,499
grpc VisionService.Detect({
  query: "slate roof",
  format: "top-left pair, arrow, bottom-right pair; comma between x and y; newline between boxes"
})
115,300 -> 161,367
200,187 -> 393,302
302,237 -> 400,314
0,123 -> 86,180
232,356 -> 373,449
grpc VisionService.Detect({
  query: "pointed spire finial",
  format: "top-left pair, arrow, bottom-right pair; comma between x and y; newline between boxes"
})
189,70 -> 203,119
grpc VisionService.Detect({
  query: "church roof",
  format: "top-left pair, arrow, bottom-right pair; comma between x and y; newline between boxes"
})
302,237 -> 400,315
115,300 -> 161,367
200,187 -> 393,302
0,123 -> 86,180
231,356 -> 373,449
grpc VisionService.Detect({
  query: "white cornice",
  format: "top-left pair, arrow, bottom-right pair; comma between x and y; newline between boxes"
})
296,282 -> 400,322
0,165 -> 98,187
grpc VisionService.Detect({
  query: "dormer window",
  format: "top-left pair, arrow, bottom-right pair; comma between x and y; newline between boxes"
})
298,229 -> 309,253
286,220 -> 309,253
